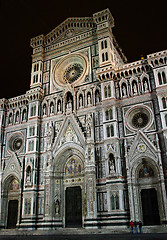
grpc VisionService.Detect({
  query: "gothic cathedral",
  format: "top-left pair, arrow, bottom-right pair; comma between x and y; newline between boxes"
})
0,9 -> 167,229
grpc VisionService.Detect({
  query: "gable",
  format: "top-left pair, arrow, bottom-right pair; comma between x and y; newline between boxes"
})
53,115 -> 86,153
127,130 -> 158,165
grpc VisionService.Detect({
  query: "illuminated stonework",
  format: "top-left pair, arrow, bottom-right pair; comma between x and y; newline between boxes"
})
0,8 -> 167,230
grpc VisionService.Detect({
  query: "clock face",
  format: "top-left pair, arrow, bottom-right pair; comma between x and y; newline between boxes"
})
53,54 -> 87,87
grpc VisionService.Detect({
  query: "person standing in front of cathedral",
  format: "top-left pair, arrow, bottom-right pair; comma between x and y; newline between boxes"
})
138,221 -> 143,233
134,221 -> 138,234
129,220 -> 134,234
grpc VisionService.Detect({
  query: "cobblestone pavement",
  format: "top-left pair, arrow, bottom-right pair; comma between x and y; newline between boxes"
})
0,233 -> 167,240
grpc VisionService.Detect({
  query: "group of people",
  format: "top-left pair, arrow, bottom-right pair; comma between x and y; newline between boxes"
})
129,220 -> 143,234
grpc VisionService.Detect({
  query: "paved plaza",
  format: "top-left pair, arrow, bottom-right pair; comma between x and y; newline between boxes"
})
0,233 -> 167,240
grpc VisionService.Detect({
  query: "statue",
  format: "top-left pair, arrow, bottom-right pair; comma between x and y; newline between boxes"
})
144,80 -> 149,91
108,153 -> 115,174
87,94 -> 91,105
57,101 -> 61,112
79,96 -> 83,107
122,85 -> 127,96
67,98 -> 72,109
109,159 -> 115,174
55,199 -> 60,215
133,82 -> 137,94
43,105 -> 46,115
22,110 -> 26,121
9,113 -> 12,124
26,166 -> 31,184
50,103 -> 54,113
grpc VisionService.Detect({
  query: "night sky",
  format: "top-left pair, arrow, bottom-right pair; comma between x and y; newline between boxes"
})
0,0 -> 166,99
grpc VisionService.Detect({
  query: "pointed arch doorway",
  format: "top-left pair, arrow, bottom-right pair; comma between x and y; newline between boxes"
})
6,179 -> 20,229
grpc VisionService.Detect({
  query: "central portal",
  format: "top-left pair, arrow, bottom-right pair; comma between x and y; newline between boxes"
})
65,186 -> 82,227
141,188 -> 160,225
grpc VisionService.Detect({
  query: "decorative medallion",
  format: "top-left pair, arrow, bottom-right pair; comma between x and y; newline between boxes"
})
137,143 -> 146,153
11,164 -> 15,170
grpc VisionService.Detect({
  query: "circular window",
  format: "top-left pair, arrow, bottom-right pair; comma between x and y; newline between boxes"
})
53,54 -> 87,87
125,105 -> 153,131
8,133 -> 24,153
132,112 -> 149,128
63,63 -> 84,84
12,138 -> 23,151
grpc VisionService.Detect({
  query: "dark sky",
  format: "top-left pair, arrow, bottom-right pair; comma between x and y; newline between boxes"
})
0,0 -> 166,99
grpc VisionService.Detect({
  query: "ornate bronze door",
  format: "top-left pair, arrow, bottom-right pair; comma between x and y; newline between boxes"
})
7,200 -> 18,229
141,188 -> 160,225
65,186 -> 82,227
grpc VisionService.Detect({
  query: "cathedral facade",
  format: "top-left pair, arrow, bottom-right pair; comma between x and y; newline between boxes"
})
0,9 -> 167,229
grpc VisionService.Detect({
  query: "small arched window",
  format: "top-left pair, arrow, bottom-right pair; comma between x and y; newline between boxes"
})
162,71 -> 167,84
104,86 -> 108,98
115,195 -> 119,210
101,41 -> 104,49
34,64 -> 36,72
105,52 -> 108,61
165,114 -> 167,126
108,85 -> 111,97
102,53 -> 105,62
104,40 -> 107,48
110,125 -> 114,136
158,72 -> 162,85
162,97 -> 167,109
107,125 -> 110,137
109,109 -> 113,119
111,194 -> 119,210
105,110 -> 109,120
33,76 -> 35,83
31,105 -> 36,117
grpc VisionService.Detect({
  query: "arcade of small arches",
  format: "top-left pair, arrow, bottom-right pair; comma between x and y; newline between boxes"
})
42,89 -> 101,116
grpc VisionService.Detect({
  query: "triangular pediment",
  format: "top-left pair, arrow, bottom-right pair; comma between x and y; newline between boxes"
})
53,114 -> 86,153
128,130 -> 158,164
44,17 -> 95,46
3,153 -> 22,181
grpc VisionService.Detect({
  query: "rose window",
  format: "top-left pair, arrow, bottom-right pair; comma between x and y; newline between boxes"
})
132,112 -> 149,128
53,54 -> 87,87
12,138 -> 23,151
125,105 -> 153,131
63,63 -> 83,84
8,133 -> 24,153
